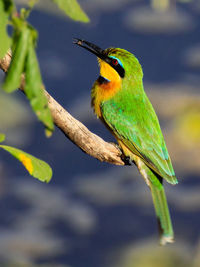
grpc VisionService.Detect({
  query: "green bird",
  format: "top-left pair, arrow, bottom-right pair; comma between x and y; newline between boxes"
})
74,39 -> 178,244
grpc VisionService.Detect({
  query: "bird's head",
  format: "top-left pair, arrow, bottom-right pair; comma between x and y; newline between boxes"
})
74,39 -> 143,84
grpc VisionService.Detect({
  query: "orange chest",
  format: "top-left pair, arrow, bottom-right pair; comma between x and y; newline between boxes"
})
91,59 -> 122,118
92,79 -> 121,118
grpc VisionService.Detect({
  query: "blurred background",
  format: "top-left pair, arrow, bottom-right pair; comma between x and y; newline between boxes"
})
0,0 -> 200,266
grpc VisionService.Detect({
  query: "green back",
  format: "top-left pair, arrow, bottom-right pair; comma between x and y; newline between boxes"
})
100,48 -> 177,184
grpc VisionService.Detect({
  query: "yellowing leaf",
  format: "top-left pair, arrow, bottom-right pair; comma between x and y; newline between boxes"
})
19,153 -> 33,174
0,145 -> 52,182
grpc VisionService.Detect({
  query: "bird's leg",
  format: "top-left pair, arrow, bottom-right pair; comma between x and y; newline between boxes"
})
132,155 -> 151,187
110,142 -> 134,165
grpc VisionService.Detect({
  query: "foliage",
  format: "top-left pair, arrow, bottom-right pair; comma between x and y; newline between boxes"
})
0,0 -> 89,182
0,134 -> 52,182
52,0 -> 89,22
0,0 -> 13,58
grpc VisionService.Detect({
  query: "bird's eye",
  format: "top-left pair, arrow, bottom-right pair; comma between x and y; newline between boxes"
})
112,59 -> 118,66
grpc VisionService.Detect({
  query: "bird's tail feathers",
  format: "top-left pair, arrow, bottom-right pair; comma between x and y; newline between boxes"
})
135,157 -> 174,245
150,182 -> 174,245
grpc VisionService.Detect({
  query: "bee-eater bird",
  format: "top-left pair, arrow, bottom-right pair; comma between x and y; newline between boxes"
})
74,39 -> 178,245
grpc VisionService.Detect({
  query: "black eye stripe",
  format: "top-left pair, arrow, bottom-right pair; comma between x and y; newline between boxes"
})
115,65 -> 125,78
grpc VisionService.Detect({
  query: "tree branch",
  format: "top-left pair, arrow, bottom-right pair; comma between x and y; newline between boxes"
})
0,51 -> 124,166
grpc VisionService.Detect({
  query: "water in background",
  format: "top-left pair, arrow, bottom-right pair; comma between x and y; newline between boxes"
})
0,0 -> 200,266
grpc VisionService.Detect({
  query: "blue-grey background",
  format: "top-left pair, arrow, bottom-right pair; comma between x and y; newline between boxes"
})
0,0 -> 200,266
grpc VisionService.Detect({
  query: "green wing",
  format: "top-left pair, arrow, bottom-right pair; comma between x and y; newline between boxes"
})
101,90 -> 177,185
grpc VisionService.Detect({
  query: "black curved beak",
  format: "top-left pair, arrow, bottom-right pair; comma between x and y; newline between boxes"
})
73,38 -> 110,63
74,38 -> 125,78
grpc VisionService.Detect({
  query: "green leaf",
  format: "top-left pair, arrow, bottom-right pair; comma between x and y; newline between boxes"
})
24,32 -> 54,131
0,0 -> 14,58
0,145 -> 52,182
52,0 -> 89,22
0,133 -> 5,143
3,25 -> 30,92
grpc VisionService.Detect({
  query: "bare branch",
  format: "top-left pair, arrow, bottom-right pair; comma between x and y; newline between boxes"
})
0,51 -> 124,166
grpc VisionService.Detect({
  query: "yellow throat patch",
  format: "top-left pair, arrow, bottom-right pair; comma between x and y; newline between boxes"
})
92,59 -> 122,118
99,59 -> 121,84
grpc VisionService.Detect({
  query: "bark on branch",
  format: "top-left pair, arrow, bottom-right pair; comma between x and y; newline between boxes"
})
0,51 -> 124,165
